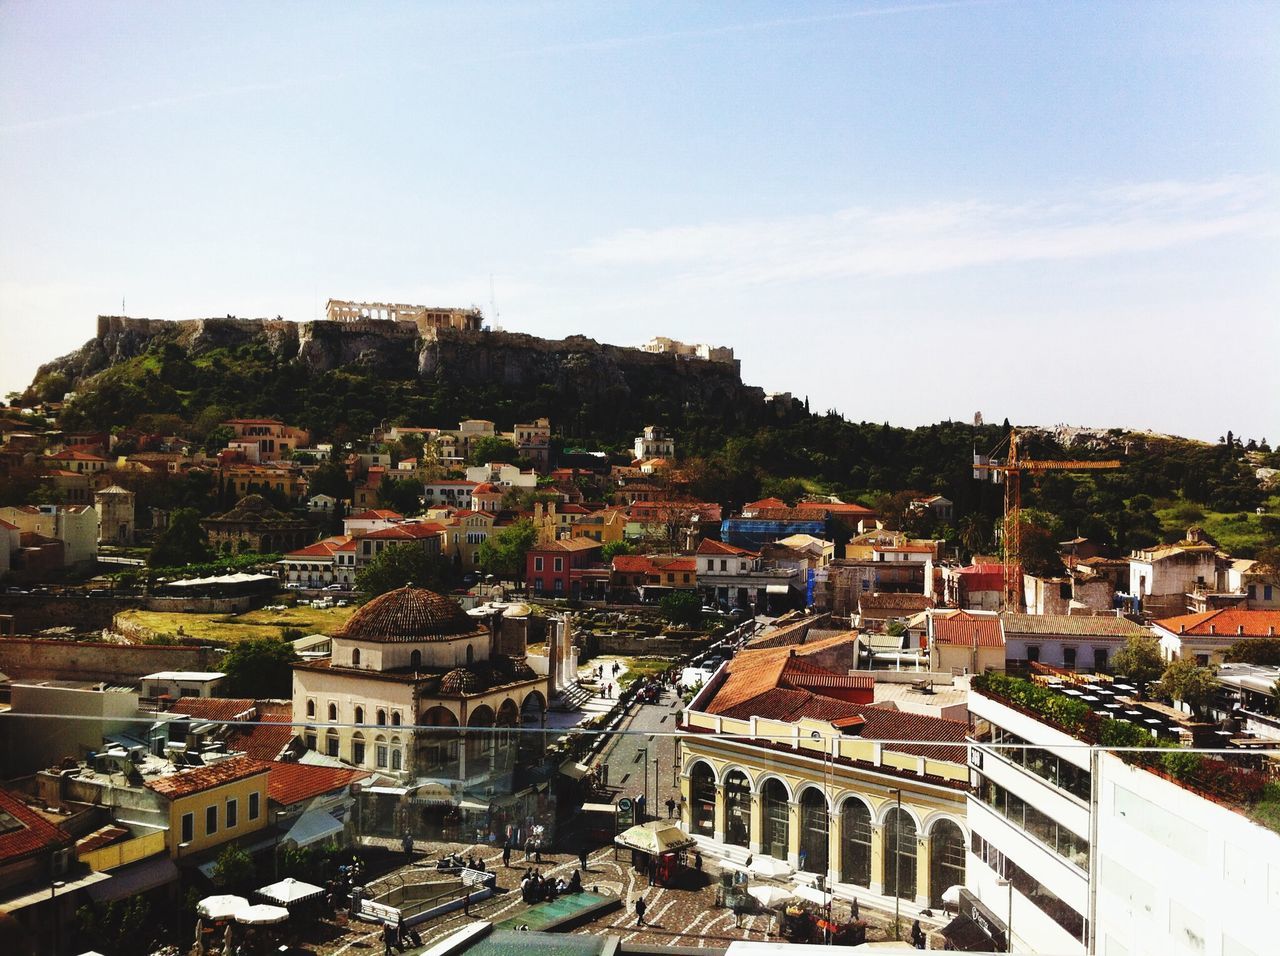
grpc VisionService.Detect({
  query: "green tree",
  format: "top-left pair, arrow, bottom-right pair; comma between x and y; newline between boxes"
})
148,507 -> 213,568
307,460 -> 353,501
75,897 -> 160,956
468,436 -> 519,466
1224,638 -> 1280,665
1111,635 -> 1166,689
477,519 -> 539,584
659,589 -> 702,627
212,844 -> 256,892
378,477 -> 423,515
356,542 -> 456,597
221,637 -> 298,698
601,540 -> 634,562
1157,658 -> 1218,718
202,424 -> 236,456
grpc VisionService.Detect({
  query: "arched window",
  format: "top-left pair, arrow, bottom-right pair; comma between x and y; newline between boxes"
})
885,807 -> 918,901
390,737 -> 402,771
929,819 -> 966,908
325,729 -> 339,758
466,644 -> 474,665
723,771 -> 751,848
376,709 -> 386,726
410,649 -> 422,669
798,788 -> 829,875
352,649 -> 361,666
689,762 -> 716,836
391,711 -> 401,727
327,703 -> 337,721
351,732 -> 366,766
305,699 -> 315,718
375,734 -> 388,768
840,799 -> 872,887
761,779 -> 790,861
354,706 -> 364,725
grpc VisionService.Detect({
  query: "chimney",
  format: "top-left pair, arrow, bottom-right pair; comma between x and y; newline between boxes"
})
1209,624 -> 1216,635
1179,624 -> 1186,633
1270,626 -> 1276,637
1238,625 -> 1244,636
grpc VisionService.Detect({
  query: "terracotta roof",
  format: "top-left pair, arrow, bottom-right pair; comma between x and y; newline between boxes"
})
144,755 -> 268,799
705,633 -> 860,716
697,539 -> 758,557
236,704 -> 297,760
859,593 -> 935,614
661,557 -> 697,573
1000,613 -> 1150,638
797,500 -> 875,515
612,555 -> 657,574
0,788 -> 72,864
334,586 -> 475,642
472,482 -> 502,495
47,449 -> 106,461
170,698 -> 257,722
363,522 -> 445,540
284,536 -> 353,559
265,761 -> 369,806
347,509 -> 403,521
534,538 -> 603,553
741,508 -> 830,522
1154,608 -> 1280,638
931,610 -> 1004,648
744,498 -> 788,511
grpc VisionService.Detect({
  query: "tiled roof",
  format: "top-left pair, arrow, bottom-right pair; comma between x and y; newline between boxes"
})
265,761 -> 370,807
744,498 -> 789,511
284,536 -> 353,559
363,522 -> 445,540
1001,613 -> 1150,638
144,755 -> 268,799
612,555 -> 657,574
742,508 -> 830,522
334,586 -> 475,642
170,698 -> 257,722
797,501 -> 875,515
705,633 -> 860,716
0,788 -> 72,864
696,539 -> 758,557
1154,608 -> 1280,638
535,538 -> 603,553
347,509 -> 403,521
236,704 -> 297,761
859,593 -> 935,613
931,610 -> 1004,647
661,557 -> 697,573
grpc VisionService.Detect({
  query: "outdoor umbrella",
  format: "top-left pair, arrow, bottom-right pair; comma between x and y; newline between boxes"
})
235,904 -> 291,926
196,895 -> 249,921
942,884 -> 963,907
256,876 -> 325,906
749,855 -> 792,879
747,885 -> 794,908
791,884 -> 831,907
613,820 -> 697,856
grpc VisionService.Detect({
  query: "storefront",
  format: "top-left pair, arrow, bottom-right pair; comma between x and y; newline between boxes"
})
942,888 -> 1008,952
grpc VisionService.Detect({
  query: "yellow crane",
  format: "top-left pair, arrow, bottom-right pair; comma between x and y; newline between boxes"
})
975,428 -> 1121,608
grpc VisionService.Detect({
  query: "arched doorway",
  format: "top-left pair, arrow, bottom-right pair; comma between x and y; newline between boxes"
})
798,788 -> 829,875
689,762 -> 716,836
518,691 -> 547,764
466,705 -> 496,777
840,799 -> 872,887
929,819 -> 966,908
418,706 -> 460,778
884,807 -> 918,901
761,779 -> 790,862
495,698 -> 520,774
723,771 -> 751,848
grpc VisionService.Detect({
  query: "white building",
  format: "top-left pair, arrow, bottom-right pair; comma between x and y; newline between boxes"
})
999,613 -> 1153,672
464,462 -> 537,488
141,671 -> 226,699
634,425 -> 676,462
1128,529 -> 1219,617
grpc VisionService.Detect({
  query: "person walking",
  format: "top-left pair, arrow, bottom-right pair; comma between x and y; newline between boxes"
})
502,842 -> 512,868
578,847 -> 589,872
635,895 -> 647,926
381,921 -> 396,956
636,793 -> 646,822
665,797 -> 676,820
401,832 -> 413,863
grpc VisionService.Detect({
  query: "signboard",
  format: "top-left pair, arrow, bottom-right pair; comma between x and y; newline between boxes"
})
959,888 -> 1007,952
616,797 -> 634,831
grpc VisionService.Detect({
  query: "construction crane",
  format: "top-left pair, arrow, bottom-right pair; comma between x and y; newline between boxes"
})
974,428 -> 1121,608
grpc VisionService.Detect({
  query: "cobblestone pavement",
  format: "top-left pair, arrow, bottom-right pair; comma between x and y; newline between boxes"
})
589,676 -> 684,814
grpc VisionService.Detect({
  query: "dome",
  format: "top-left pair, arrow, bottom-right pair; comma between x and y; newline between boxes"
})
440,667 -> 485,694
472,482 -> 501,496
335,586 -> 474,642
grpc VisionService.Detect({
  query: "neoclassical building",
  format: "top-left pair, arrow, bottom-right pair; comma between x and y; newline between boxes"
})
291,587 -> 551,837
679,633 -> 969,908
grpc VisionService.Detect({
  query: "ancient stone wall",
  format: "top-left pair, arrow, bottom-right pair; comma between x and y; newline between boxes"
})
0,637 -> 219,682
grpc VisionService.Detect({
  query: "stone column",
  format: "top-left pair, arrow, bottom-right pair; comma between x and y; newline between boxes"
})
869,822 -> 886,896
713,783 -> 726,844
787,800 -> 801,870
748,791 -> 762,855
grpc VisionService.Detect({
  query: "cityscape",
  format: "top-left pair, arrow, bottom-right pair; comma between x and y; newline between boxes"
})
1,4 -> 1277,956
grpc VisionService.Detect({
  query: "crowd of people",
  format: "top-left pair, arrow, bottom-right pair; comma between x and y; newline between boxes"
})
519,866 -> 583,904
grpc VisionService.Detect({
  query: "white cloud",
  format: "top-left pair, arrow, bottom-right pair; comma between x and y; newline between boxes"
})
568,176 -> 1277,286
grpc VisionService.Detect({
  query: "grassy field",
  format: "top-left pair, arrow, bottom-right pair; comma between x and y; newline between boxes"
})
617,656 -> 677,687
117,604 -> 357,646
1156,495 -> 1280,557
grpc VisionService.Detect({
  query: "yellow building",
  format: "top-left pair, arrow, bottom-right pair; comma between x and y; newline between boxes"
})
144,755 -> 270,858
572,508 -> 626,546
679,633 -> 969,908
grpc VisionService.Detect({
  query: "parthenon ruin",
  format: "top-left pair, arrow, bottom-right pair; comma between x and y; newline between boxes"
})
325,298 -> 484,335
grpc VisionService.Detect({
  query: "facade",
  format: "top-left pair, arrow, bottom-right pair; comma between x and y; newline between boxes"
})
513,418 -> 551,469
1151,608 -> 1280,666
280,535 -> 353,588
526,538 -> 604,597
94,484 -> 136,544
220,418 -> 310,459
0,503 -> 98,567
343,508 -> 403,536
571,507 -> 626,545
201,494 -> 314,554
696,538 -> 798,610
634,425 -> 676,462
1000,613 -> 1152,673
144,756 -> 270,858
681,633 -> 970,908
641,336 -> 734,363
422,480 -> 478,508
354,521 -> 445,571
1129,529 -> 1219,617
446,509 -> 498,568
928,609 -> 1005,675
324,298 -> 483,334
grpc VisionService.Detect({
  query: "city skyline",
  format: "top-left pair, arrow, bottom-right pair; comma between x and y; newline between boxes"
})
2,1 -> 1277,441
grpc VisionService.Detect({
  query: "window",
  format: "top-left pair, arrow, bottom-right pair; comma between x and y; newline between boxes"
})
534,557 -> 543,572
352,735 -> 365,765
352,649 -> 361,666
972,832 -> 1086,940
410,650 -> 422,669
554,557 -> 563,572
1093,648 -> 1108,672
305,731 -> 317,750
975,773 -> 1089,868
391,711 -> 401,726
391,747 -> 402,771
249,791 -> 260,821
377,709 -> 386,726
326,732 -> 339,757
328,702 -> 338,721
1266,585 -> 1274,601
305,699 -> 315,718
181,812 -> 194,844
1026,645 -> 1040,663
205,804 -> 218,836
720,560 -> 727,571
1063,647 -> 1077,670
376,744 -> 388,768
226,798 -> 238,829
1195,654 -> 1210,667
554,579 -> 564,593
354,706 -> 364,725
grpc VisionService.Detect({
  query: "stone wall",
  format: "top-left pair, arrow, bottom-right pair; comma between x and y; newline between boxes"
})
0,594 -> 140,633
0,637 -> 220,682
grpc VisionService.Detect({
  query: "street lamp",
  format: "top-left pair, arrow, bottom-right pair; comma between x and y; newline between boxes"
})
888,787 -> 902,940
997,877 -> 1013,953
638,746 -> 649,820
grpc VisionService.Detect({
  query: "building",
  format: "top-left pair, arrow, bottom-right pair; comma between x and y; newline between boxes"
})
1128,528 -> 1219,617
324,298 -> 483,334
927,609 -> 1005,675
0,503 -> 99,568
0,788 -> 77,956
680,631 -> 970,908
343,508 -> 403,536
571,507 -> 626,545
3,680 -> 141,777
201,494 -> 314,554
42,447 -> 109,474
513,418 -> 551,469
1151,608 -> 1280,666
935,562 -> 1010,612
141,671 -> 226,699
354,521 -> 445,572
640,336 -> 735,363
721,508 -> 831,551
526,538 -> 604,597
1000,613 -> 1152,673
94,484 -> 135,545
280,535 -> 354,588
421,480 -> 478,509
696,538 -> 799,611
634,425 -> 676,462
911,495 -> 954,522
144,756 -> 271,858
220,418 -> 311,459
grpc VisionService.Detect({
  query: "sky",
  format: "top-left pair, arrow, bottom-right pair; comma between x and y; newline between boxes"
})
1,0 -> 1277,443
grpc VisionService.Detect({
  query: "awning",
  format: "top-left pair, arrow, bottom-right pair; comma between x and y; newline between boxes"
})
457,799 -> 490,812
363,786 -> 410,796
0,869 -> 111,910
941,911 -> 1000,952
559,760 -> 590,780
282,808 -> 343,848
257,877 -> 325,906
766,584 -> 791,595
86,854 -> 179,903
614,820 -> 697,856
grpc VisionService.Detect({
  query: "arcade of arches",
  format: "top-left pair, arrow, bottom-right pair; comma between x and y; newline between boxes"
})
682,756 -> 967,906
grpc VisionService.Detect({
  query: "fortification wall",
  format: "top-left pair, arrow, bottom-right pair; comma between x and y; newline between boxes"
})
0,637 -> 220,682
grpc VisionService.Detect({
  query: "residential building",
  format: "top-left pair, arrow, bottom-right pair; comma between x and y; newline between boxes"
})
696,538 -> 799,611
465,462 -> 538,488
680,631 -> 970,907
513,417 -> 552,469
3,680 -> 142,777
722,507 -> 831,551
1000,613 -> 1152,673
141,671 -> 226,698
571,507 -> 626,545
856,592 -> 935,631
39,468 -> 92,505
422,480 -> 478,508
526,538 -> 604,597
927,609 -> 1005,675
42,447 -> 109,474
219,418 -> 311,458
911,495 -> 954,522
264,762 -> 371,850
1129,528 -> 1219,617
447,509 -> 498,569
354,521 -> 445,571
634,425 -> 676,462
144,756 -> 271,858
470,482 -> 504,512
936,562 -> 1009,611
343,508 -> 403,536
1152,608 -> 1280,666
280,535 -> 354,588
0,788 -> 77,956
0,503 -> 99,567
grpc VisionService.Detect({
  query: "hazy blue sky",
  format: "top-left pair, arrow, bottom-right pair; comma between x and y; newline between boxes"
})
2,1 -> 1276,442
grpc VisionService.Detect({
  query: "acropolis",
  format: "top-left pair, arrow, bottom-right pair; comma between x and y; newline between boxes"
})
325,298 -> 484,335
